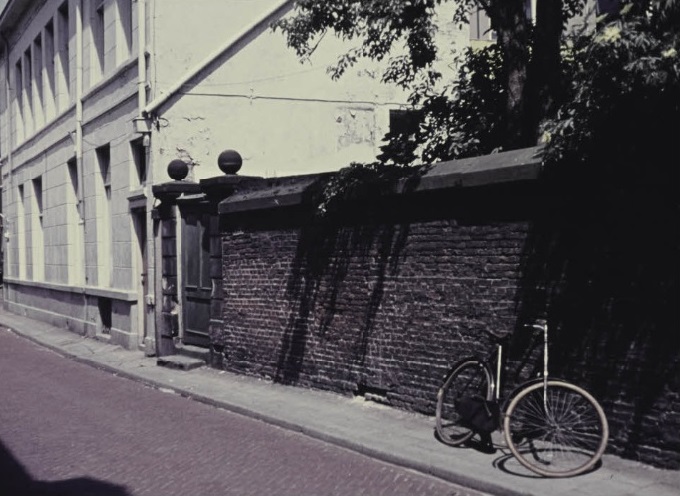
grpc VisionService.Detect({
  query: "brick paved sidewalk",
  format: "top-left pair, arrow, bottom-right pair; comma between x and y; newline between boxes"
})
1,307 -> 678,496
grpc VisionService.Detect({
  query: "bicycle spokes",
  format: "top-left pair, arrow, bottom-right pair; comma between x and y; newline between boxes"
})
504,381 -> 609,477
436,361 -> 493,446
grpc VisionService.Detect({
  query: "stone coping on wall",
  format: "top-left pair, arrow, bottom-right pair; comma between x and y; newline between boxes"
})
152,176 -> 269,207
152,181 -> 203,198
217,173 -> 332,214
199,175 -> 267,200
151,181 -> 203,210
417,145 -> 543,190
217,146 -> 543,215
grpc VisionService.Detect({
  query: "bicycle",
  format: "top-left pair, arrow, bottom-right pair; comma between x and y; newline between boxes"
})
435,320 -> 609,478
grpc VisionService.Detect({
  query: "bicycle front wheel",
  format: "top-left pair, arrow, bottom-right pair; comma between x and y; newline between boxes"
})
503,380 -> 608,477
435,360 -> 493,446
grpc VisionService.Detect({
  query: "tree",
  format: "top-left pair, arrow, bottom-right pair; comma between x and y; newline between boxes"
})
274,0 -> 587,164
275,0 -> 679,216
541,0 -> 680,192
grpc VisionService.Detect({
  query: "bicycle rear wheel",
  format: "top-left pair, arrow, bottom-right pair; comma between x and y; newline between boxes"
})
503,380 -> 608,477
435,360 -> 493,446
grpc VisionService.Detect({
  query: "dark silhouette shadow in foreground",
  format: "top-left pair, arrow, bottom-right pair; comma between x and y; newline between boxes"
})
0,439 -> 130,496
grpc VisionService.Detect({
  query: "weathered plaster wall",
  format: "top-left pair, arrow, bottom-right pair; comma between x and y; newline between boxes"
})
151,0 -> 286,97
151,26 -> 404,180
150,0 -> 470,181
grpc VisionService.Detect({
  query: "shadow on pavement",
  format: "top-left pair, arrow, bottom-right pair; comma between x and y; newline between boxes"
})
0,438 -> 130,496
492,451 -> 603,479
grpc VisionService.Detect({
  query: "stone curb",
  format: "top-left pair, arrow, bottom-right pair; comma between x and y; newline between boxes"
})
1,319 -> 518,496
3,310 -> 679,496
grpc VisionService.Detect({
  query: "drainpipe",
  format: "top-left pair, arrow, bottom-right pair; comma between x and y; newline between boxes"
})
1,33 -> 12,173
1,32 -> 13,290
137,0 -> 158,355
137,0 -> 147,117
74,1 -> 88,330
75,0 -> 84,216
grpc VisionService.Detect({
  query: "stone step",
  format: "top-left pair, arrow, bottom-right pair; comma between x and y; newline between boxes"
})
177,344 -> 210,362
156,355 -> 205,371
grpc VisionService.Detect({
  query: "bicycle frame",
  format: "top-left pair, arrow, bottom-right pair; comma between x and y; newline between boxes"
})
490,320 -> 550,408
530,321 -> 550,411
435,318 -> 609,477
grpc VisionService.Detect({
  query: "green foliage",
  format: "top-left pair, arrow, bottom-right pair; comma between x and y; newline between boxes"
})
274,0 -> 589,88
273,0 -> 447,88
315,161 -> 423,217
378,44 -> 506,166
274,0 -> 593,169
277,0 -> 679,214
273,0 -> 516,215
541,0 -> 680,192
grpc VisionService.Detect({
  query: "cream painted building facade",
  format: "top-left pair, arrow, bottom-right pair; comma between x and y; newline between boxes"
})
0,0 -> 469,352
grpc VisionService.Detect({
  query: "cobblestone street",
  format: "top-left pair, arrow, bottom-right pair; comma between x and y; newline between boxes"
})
0,329 -> 482,496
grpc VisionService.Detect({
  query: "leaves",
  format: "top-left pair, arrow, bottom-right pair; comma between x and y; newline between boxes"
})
378,43 -> 506,166
276,0 -> 680,213
274,1 -> 477,88
314,161 -> 422,217
542,0 -> 680,193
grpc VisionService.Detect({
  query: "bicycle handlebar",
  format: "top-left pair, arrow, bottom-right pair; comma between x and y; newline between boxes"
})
524,320 -> 549,382
524,319 -> 547,332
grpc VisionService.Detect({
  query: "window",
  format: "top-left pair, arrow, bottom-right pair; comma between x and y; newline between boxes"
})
57,1 -> 70,104
17,185 -> 26,279
24,48 -> 33,135
32,177 -> 45,281
116,0 -> 133,63
99,146 -> 111,198
469,6 -> 496,42
44,20 -> 56,120
33,177 -> 44,226
388,109 -> 421,140
67,158 -> 80,217
597,0 -> 621,15
92,0 -> 106,81
96,144 -> 112,287
14,59 -> 23,102
67,158 -> 84,284
98,297 -> 112,335
33,36 -> 44,128
24,49 -> 32,98
525,0 -> 535,23
378,109 -> 422,163
469,1 -> 537,41
14,60 -> 24,143
131,138 -> 147,186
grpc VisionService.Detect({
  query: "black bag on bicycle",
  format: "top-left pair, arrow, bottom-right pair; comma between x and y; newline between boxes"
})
455,396 -> 500,433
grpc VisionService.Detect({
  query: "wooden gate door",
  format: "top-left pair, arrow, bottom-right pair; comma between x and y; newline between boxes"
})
181,208 -> 211,347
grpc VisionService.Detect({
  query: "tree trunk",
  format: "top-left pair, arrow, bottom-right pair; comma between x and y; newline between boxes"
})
488,0 -> 533,149
526,0 -> 564,139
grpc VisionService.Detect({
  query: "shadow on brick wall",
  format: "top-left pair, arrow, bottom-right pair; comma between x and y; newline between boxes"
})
224,161 -> 678,467
276,211 -> 410,386
514,184 -> 680,467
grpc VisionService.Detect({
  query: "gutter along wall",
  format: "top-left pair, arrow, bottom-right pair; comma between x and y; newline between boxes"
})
208,147 -> 679,469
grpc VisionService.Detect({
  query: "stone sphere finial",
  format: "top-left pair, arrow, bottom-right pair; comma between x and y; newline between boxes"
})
218,149 -> 242,175
167,159 -> 189,181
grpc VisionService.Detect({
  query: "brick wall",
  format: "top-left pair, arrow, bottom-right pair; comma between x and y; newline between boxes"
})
214,171 -> 679,468
220,218 -> 525,394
